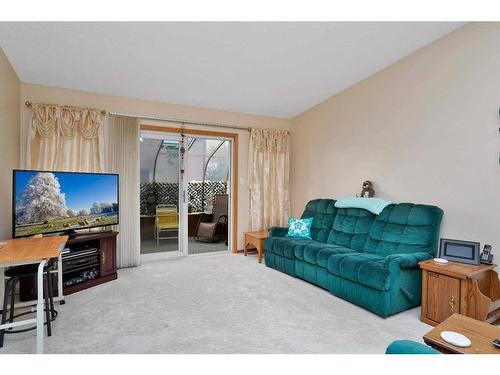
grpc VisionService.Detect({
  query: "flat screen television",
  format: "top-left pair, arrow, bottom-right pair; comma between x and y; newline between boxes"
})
13,170 -> 119,238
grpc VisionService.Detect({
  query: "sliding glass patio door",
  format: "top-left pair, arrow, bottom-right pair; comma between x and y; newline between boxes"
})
139,131 -> 188,258
185,136 -> 231,255
139,128 -> 233,258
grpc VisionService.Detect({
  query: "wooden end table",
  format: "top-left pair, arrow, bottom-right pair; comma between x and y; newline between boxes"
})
423,313 -> 500,354
419,259 -> 499,326
244,230 -> 269,263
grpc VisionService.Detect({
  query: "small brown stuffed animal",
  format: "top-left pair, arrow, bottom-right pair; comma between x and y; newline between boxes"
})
359,180 -> 375,198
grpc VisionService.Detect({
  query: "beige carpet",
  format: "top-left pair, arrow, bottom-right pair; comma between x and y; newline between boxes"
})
0,253 -> 430,354
141,237 -> 227,255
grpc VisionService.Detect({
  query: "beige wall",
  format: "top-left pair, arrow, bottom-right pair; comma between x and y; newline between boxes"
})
0,49 -> 20,240
291,23 -> 500,254
11,23 -> 500,256
20,83 -> 291,250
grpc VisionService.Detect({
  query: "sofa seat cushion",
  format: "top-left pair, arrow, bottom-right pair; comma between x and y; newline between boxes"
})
264,237 -> 316,259
327,253 -> 390,291
303,244 -> 358,267
293,241 -> 353,261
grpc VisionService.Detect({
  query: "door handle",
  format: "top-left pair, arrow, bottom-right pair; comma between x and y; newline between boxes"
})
449,295 -> 456,312
101,252 -> 106,264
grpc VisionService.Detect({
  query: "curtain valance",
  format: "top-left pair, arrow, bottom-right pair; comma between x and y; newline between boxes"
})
31,104 -> 102,140
248,128 -> 288,152
26,103 -> 105,172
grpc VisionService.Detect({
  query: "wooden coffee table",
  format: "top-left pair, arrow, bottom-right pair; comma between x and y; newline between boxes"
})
244,230 -> 269,263
423,313 -> 500,354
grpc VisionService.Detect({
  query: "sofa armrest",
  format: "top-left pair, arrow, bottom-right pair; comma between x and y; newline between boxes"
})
268,226 -> 288,238
385,252 -> 433,269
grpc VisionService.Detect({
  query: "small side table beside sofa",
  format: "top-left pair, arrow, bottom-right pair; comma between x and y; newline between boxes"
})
419,259 -> 500,326
244,230 -> 269,263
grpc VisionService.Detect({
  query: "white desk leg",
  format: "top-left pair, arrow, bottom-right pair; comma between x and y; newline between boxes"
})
36,260 -> 47,354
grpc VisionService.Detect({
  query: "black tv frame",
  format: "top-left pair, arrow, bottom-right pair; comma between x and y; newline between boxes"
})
12,169 -> 119,238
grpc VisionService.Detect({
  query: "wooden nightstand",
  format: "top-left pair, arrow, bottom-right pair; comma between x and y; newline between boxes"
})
419,259 -> 500,326
244,230 -> 269,263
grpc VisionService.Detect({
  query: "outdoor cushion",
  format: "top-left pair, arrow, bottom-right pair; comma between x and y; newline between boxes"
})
364,203 -> 443,256
327,253 -> 390,291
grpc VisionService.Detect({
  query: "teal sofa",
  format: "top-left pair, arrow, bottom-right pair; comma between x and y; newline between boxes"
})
264,199 -> 443,317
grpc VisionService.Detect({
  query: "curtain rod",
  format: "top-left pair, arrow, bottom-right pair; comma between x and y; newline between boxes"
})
110,111 -> 290,134
25,101 -> 107,116
25,102 -> 290,134
109,111 -> 254,132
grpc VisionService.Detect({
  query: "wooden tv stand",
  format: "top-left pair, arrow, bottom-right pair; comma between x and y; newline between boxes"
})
63,231 -> 118,295
20,231 -> 118,300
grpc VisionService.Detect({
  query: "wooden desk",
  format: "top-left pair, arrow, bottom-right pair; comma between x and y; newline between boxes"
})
423,313 -> 500,354
0,236 -> 67,354
244,230 -> 269,263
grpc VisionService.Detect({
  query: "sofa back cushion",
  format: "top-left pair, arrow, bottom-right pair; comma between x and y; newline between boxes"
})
326,208 -> 375,252
301,199 -> 337,242
364,203 -> 443,256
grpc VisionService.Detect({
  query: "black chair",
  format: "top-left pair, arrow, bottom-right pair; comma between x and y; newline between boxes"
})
0,259 -> 58,348
194,194 -> 228,243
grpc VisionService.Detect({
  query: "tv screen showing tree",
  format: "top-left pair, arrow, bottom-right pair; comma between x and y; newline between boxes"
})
13,170 -> 119,237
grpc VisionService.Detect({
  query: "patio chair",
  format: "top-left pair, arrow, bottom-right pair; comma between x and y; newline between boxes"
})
194,194 -> 228,243
155,204 -> 178,245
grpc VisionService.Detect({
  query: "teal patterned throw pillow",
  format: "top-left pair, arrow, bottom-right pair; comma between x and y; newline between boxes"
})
286,217 -> 314,239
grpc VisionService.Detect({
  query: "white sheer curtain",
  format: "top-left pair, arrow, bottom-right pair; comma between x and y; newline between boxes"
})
26,104 -> 104,172
248,128 -> 290,231
106,115 -> 141,268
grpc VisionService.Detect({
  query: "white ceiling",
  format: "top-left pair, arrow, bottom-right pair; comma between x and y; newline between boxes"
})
0,22 -> 464,119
